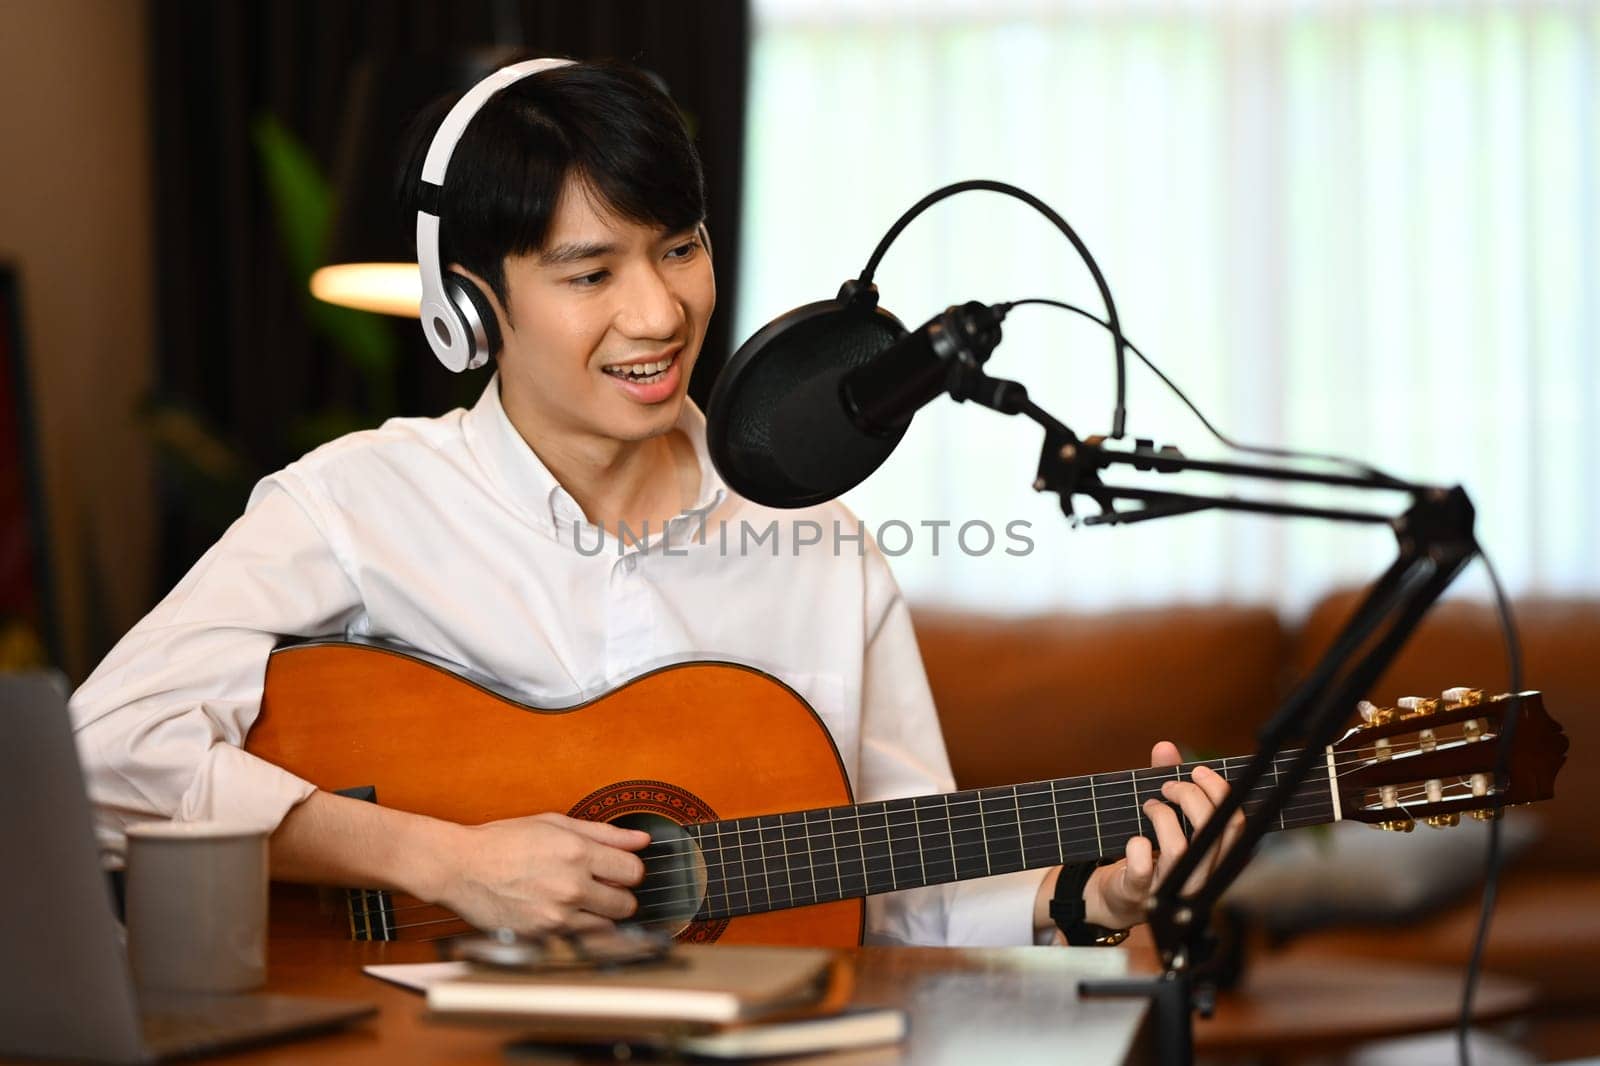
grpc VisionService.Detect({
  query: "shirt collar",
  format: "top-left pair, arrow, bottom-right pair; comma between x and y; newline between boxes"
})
462,371 -> 728,537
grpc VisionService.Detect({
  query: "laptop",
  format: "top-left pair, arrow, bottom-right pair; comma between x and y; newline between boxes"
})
0,673 -> 376,1062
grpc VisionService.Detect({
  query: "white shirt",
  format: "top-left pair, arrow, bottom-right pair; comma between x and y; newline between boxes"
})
69,374 -> 1049,946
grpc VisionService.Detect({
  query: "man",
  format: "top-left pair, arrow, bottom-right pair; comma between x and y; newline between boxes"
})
70,57 -> 1238,945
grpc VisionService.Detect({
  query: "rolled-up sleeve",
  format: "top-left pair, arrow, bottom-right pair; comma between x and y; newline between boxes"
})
68,473 -> 363,866
856,541 -> 1052,947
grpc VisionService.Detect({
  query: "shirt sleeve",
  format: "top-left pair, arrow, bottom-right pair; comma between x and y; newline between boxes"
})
855,537 -> 1052,947
68,472 -> 364,867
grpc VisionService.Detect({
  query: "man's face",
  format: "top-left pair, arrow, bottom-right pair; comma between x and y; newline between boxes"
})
483,174 -> 715,446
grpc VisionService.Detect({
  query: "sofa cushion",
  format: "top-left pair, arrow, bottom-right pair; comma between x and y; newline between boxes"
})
913,604 -> 1286,789
1276,871 -> 1600,1008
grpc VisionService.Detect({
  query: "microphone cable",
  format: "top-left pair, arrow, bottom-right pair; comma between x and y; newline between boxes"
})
994,297 -> 1393,479
1457,546 -> 1523,1066
996,294 -> 1525,1066
855,180 -> 1132,440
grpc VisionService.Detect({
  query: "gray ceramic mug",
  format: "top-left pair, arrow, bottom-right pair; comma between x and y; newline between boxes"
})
125,821 -> 269,993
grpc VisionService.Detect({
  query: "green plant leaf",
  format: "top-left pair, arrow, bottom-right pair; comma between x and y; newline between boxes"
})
251,113 -> 397,412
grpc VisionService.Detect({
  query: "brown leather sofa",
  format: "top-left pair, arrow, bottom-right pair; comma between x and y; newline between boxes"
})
913,590 -> 1598,1047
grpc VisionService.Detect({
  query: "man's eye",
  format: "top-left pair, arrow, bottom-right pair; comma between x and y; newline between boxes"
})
666,239 -> 699,260
571,270 -> 609,288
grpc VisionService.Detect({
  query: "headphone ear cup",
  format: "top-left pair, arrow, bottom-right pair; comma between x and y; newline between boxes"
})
444,271 -> 503,366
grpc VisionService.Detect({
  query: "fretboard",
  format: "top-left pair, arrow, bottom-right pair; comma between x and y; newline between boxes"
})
658,750 -> 1333,923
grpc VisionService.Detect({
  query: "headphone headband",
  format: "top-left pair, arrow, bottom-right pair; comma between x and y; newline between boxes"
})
417,57 -> 576,372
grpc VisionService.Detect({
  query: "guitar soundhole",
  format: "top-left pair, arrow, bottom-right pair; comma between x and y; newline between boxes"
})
568,780 -> 728,943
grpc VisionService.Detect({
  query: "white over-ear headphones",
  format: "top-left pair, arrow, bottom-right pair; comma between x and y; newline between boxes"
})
415,56 -> 714,373
416,57 -> 576,373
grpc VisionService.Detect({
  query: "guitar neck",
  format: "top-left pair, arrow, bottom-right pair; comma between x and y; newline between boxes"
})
671,749 -> 1334,923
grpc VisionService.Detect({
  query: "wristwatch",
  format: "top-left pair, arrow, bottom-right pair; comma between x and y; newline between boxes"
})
1048,860 -> 1131,947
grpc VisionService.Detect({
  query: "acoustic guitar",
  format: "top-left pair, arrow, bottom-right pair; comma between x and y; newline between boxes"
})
246,638 -> 1567,946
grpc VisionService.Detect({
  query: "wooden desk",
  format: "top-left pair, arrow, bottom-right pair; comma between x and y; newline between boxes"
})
227,938 -> 1153,1065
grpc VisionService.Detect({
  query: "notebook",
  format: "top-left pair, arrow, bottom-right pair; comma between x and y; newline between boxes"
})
426,944 -> 842,1024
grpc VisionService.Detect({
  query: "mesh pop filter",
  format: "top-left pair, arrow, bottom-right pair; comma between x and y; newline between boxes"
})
706,296 -> 909,508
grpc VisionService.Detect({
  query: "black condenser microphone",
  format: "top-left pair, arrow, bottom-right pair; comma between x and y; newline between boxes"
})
705,281 -> 1004,508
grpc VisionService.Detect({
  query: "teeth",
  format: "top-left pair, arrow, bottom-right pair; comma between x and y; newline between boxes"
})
605,353 -> 676,379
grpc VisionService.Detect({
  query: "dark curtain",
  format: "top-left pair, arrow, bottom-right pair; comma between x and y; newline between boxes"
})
148,0 -> 751,588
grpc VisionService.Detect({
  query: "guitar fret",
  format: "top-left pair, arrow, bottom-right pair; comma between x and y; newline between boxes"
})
685,823 -> 715,920
713,821 -> 741,918
833,808 -> 867,900
760,816 -> 792,911
1056,772 -> 1102,864
945,795 -> 958,880
1091,771 -> 1137,857
914,794 -> 956,886
858,802 -> 894,894
979,787 -> 1026,875
781,813 -> 810,910
882,800 -> 922,889
1049,779 -> 1063,854
1090,774 -> 1102,856
978,792 -> 993,875
1017,781 -> 1060,869
911,801 -> 927,884
1131,770 -> 1144,838
803,810 -> 818,903
804,809 -> 836,905
1173,763 -> 1189,837
948,789 -> 988,881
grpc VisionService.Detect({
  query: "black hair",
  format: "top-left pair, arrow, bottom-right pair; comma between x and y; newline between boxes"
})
397,57 -> 707,311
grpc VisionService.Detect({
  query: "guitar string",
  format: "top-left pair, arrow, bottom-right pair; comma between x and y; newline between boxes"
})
350,776 -> 1450,927
344,734 -> 1499,923
348,766 -> 1473,929
629,733 -> 1497,864
622,777 -> 1451,905
345,762 -> 1474,925
344,726 -> 1504,928
352,781 -> 1351,929
621,746 -> 1492,872
367,777 -> 1452,934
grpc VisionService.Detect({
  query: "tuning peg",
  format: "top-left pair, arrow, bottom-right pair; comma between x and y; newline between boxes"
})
1373,818 -> 1416,833
1424,813 -> 1460,829
1358,700 -> 1396,726
1470,808 -> 1502,822
1398,696 -> 1440,718
1442,687 -> 1484,707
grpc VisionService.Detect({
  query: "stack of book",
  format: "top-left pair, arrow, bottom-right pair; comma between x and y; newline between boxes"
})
423,944 -> 907,1059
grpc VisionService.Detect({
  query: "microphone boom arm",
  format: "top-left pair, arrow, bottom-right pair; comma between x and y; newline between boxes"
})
950,364 -> 1482,1066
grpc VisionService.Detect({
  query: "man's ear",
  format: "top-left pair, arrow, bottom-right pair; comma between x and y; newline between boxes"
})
444,263 -> 508,359
448,264 -> 508,321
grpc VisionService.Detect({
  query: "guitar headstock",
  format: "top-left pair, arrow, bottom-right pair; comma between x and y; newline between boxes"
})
1331,688 -> 1566,831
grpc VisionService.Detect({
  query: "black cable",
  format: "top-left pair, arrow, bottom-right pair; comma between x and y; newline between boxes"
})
1456,546 -> 1523,1066
856,181 -> 1130,438
997,297 -> 1394,478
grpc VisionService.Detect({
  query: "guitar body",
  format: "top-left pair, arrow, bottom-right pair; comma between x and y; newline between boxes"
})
248,640 -> 864,946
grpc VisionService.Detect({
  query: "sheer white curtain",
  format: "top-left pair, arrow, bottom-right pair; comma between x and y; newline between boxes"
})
735,0 -> 1600,613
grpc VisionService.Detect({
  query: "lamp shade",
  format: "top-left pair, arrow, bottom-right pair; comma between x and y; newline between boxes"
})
313,48 -> 523,316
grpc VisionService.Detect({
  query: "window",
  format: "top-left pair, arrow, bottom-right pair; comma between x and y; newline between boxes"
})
737,0 -> 1599,612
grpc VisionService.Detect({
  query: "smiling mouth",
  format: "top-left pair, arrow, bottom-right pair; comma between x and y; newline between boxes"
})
601,348 -> 681,385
